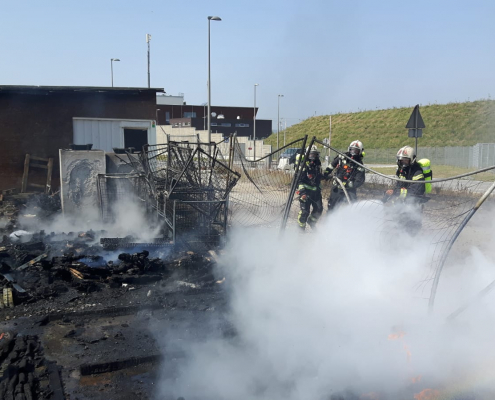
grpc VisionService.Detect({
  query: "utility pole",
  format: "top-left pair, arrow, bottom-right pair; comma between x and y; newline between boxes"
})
329,115 -> 332,158
253,83 -> 259,160
277,94 -> 284,150
329,115 -> 332,147
207,16 -> 222,153
146,34 -> 151,88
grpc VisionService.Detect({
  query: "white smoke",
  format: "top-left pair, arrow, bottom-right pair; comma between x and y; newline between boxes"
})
151,202 -> 495,400
153,201 -> 495,399
17,195 -> 161,243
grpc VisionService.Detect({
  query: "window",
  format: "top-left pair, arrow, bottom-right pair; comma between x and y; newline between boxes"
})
220,123 -> 231,127
235,123 -> 249,128
211,122 -> 218,126
165,112 -> 170,122
184,112 -> 196,118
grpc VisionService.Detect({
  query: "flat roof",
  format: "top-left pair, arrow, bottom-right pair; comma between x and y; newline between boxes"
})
0,85 -> 165,94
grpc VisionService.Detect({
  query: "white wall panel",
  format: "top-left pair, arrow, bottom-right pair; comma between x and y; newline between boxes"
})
73,118 -> 155,152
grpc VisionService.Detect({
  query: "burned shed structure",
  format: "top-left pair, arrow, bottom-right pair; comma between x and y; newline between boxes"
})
97,140 -> 240,248
0,85 -> 164,192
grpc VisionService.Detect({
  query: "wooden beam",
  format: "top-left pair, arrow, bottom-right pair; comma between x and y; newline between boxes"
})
21,154 -> 30,193
30,164 -> 48,169
46,158 -> 54,193
30,156 -> 49,162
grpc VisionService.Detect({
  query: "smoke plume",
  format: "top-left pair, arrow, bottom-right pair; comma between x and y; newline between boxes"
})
154,199 -> 495,399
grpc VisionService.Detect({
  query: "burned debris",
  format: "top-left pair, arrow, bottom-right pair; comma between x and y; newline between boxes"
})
97,140 -> 240,249
0,332 -> 61,400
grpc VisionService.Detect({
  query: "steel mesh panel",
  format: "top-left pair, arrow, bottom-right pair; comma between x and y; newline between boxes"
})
97,174 -> 151,224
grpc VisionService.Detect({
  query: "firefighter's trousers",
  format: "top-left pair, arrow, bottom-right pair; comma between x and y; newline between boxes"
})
298,189 -> 323,229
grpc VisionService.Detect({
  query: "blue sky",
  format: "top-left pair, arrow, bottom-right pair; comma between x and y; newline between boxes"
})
2,0 -> 495,129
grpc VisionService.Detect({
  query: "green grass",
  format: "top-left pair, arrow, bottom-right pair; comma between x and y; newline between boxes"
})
266,99 -> 495,150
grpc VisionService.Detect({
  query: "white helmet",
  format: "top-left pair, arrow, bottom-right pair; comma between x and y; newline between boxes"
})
307,145 -> 319,160
397,146 -> 416,166
348,140 -> 363,156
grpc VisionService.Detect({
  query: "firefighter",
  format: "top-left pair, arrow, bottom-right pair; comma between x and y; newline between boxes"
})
324,140 -> 366,211
384,145 -> 426,236
296,147 -> 324,231
385,145 -> 425,202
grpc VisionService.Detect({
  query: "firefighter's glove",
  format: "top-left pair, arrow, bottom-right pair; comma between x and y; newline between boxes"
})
296,190 -> 307,202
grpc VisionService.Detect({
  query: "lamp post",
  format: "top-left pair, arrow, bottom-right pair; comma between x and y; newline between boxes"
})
277,94 -> 284,150
110,58 -> 120,87
253,83 -> 259,160
146,34 -> 151,88
207,16 -> 222,151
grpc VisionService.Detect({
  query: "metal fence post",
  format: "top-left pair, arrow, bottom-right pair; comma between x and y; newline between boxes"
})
280,135 -> 311,231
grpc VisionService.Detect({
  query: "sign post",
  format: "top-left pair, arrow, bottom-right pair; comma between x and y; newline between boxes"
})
406,104 -> 426,156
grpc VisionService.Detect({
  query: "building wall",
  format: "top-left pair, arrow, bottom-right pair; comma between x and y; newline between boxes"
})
0,90 -> 157,191
73,118 -> 156,152
156,104 -> 258,125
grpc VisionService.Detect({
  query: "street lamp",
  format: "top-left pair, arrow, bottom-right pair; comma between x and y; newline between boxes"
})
110,58 -> 120,87
207,16 -> 222,151
277,94 -> 284,150
253,83 -> 259,160
146,34 -> 151,88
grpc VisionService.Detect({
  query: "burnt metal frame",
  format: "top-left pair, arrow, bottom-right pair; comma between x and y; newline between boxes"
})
280,135 -> 310,231
96,173 -> 151,222
142,140 -> 240,245
169,199 -> 229,243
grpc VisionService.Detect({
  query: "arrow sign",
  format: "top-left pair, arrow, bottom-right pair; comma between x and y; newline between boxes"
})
406,104 -> 425,138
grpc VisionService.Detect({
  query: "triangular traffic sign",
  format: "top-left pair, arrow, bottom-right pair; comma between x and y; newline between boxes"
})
405,104 -> 426,129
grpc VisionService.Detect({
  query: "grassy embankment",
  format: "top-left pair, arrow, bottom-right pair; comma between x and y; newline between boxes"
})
265,99 -> 495,179
266,99 -> 495,149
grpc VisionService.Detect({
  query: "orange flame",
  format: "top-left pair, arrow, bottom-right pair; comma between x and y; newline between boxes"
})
388,331 -> 406,340
414,388 -> 440,400
411,375 -> 422,383
404,344 -> 412,362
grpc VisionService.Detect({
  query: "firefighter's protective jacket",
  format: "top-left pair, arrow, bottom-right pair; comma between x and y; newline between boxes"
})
394,162 -> 425,200
297,158 -> 323,192
324,152 -> 365,190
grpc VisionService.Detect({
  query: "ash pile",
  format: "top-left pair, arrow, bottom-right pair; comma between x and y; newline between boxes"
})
0,226 -> 219,317
0,139 -> 237,313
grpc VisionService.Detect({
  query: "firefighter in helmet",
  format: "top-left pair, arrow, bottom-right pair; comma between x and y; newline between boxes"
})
324,140 -> 366,211
296,146 -> 324,231
385,146 -> 425,201
384,145 -> 426,236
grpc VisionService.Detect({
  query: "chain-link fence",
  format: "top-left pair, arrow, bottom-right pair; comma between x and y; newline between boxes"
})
357,144 -> 495,169
227,135 -> 308,228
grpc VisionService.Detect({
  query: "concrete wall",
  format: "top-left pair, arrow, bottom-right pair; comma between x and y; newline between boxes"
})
0,89 -> 157,191
155,125 -> 272,161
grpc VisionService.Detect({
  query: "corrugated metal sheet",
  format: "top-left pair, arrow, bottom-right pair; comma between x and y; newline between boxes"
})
73,118 -> 156,152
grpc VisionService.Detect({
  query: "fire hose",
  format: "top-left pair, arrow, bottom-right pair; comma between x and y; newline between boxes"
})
334,176 -> 351,205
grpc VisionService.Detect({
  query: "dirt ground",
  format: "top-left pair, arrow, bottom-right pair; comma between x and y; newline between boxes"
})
1,190 -> 494,399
